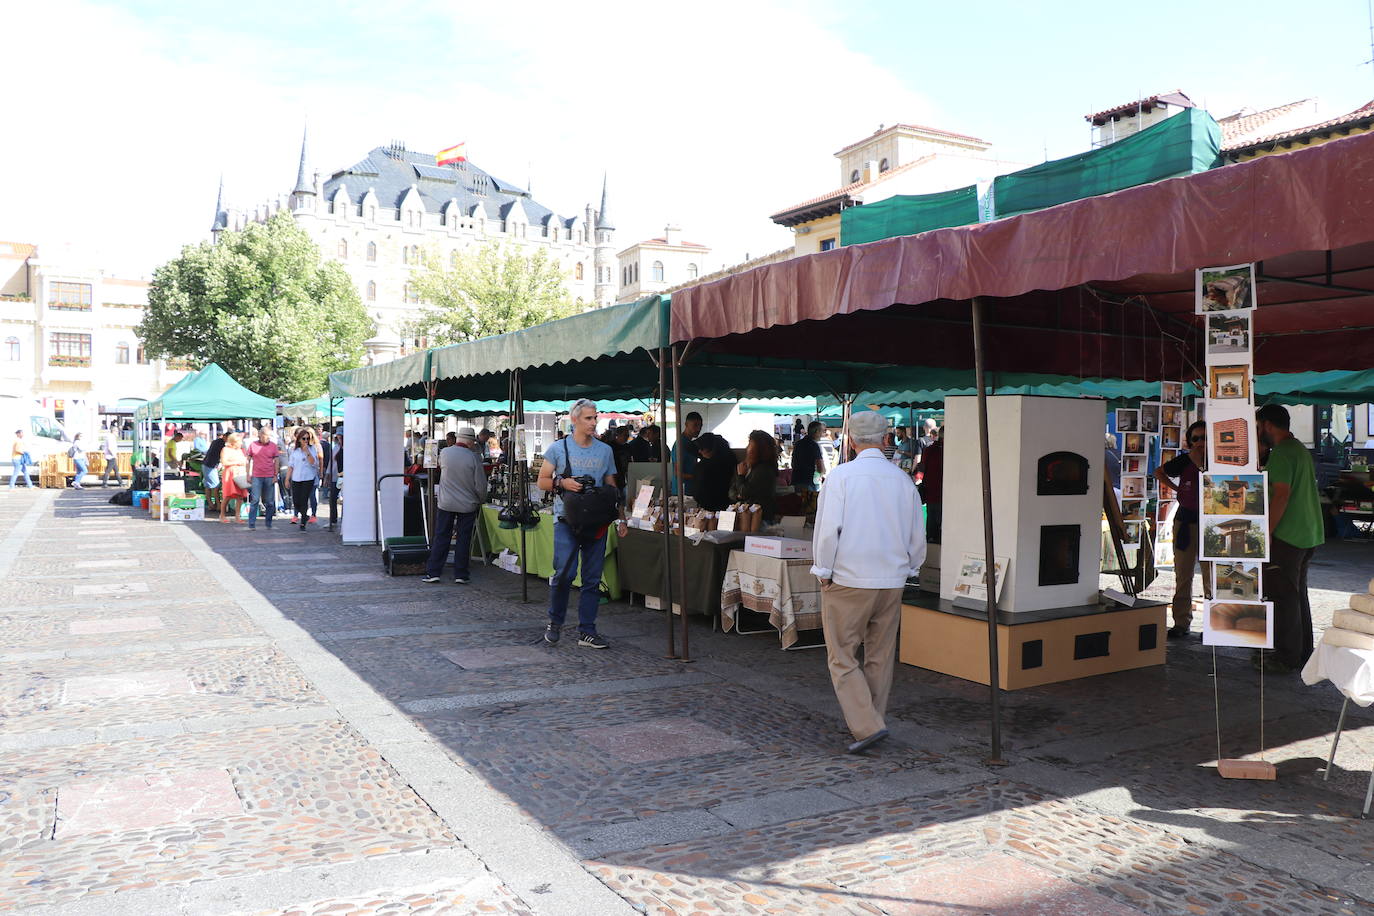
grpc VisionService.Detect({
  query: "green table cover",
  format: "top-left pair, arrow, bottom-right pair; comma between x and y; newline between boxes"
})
479,505 -> 620,599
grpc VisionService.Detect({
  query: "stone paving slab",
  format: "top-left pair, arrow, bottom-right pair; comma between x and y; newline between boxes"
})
0,645 -> 324,731
416,681 -> 945,839
333,629 -> 690,702
0,720 -> 460,911
13,552 -> 204,576
589,780 -> 1369,915
234,874 -> 535,916
0,570 -> 229,608
0,602 -> 260,649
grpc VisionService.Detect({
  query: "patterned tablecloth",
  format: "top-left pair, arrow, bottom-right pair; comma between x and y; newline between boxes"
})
720,549 -> 822,648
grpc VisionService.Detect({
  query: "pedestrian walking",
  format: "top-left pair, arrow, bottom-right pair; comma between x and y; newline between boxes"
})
1256,404 -> 1325,673
218,432 -> 249,523
811,410 -> 926,754
67,433 -> 88,489
9,429 -> 33,488
325,432 -> 343,530
422,427 -> 488,584
537,399 -> 622,649
244,426 -> 281,530
284,428 -> 322,532
100,428 -> 124,487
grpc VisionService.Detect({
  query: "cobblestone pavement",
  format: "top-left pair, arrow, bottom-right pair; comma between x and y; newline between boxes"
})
3,485 -> 1374,915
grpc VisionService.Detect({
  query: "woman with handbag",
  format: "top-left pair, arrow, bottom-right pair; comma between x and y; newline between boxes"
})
285,428 -> 322,531
219,432 -> 249,523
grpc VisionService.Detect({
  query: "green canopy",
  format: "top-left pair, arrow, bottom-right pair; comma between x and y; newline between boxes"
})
329,349 -> 431,399
282,395 -> 344,420
1255,370 -> 1374,406
993,108 -> 1222,218
737,399 -> 818,414
406,397 -> 653,415
134,364 -> 276,422
841,185 -> 980,246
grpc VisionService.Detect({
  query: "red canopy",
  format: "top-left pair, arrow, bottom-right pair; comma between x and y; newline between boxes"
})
672,131 -> 1374,380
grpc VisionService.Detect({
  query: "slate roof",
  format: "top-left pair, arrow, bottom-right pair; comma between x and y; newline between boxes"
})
321,145 -> 579,228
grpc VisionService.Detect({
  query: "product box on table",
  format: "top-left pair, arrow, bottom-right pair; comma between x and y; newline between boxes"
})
743,536 -> 813,560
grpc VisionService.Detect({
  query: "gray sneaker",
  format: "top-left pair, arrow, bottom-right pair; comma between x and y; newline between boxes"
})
543,624 -> 561,645
577,632 -> 609,649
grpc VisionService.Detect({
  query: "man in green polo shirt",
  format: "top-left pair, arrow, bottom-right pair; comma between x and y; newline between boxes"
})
1257,404 -> 1325,672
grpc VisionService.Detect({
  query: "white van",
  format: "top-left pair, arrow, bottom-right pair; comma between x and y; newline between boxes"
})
0,398 -> 71,483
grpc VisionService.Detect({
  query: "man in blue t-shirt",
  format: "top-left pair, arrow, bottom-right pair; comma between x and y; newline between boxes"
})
537,398 -> 621,649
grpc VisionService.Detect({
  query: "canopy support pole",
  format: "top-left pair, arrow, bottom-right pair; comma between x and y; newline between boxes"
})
654,347 -> 677,658
515,369 -> 528,604
839,397 -> 852,463
672,343 -> 691,663
971,296 -> 1006,767
425,362 -> 437,544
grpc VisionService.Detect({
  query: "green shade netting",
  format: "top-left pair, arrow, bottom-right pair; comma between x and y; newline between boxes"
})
840,185 -> 980,246
134,363 -> 276,421
993,108 -> 1222,219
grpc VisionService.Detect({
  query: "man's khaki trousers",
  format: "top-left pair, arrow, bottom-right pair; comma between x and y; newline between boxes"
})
821,583 -> 904,741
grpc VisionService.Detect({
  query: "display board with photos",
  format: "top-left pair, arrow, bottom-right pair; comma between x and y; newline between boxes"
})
1194,263 -> 1269,643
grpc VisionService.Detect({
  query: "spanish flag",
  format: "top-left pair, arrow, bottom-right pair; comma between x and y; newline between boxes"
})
436,142 -> 467,165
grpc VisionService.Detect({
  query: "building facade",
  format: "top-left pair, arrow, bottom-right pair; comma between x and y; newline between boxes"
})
615,225 -> 711,304
0,241 -> 189,435
770,123 -> 1028,257
218,134 -> 616,364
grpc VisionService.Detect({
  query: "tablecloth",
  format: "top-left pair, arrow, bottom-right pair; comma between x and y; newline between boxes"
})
616,527 -> 737,617
478,505 -> 620,599
1302,641 -> 1374,706
721,549 -> 822,648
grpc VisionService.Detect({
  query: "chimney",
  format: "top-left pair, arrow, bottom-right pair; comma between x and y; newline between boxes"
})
663,223 -> 681,247
863,160 -> 881,183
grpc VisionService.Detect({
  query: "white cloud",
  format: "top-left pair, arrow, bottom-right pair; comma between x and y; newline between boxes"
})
0,0 -> 933,276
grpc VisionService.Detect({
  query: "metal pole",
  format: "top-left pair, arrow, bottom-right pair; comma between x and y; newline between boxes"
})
515,369 -> 528,603
657,347 -> 677,658
671,342 -> 691,662
425,371 -> 437,543
971,296 -> 1006,766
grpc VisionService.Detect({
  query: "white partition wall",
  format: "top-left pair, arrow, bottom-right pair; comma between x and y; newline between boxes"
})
341,397 -> 405,545
940,395 -> 1105,613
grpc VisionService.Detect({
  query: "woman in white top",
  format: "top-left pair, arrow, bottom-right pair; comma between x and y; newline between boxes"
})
284,428 -> 321,531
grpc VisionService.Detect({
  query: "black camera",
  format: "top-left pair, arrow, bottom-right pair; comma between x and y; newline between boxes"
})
571,475 -> 598,490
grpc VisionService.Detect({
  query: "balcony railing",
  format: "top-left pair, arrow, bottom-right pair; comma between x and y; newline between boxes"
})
48,301 -> 92,311
48,354 -> 91,368
102,301 -> 143,309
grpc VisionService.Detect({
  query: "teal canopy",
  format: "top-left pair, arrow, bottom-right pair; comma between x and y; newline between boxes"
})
841,185 -> 980,246
134,364 -> 276,422
993,108 -> 1222,218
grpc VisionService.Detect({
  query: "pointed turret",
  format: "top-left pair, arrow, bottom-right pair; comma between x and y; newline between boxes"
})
293,125 -> 313,196
593,171 -> 615,229
211,176 -> 228,235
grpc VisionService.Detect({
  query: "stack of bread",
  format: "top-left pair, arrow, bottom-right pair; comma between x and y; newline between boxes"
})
1320,582 -> 1374,650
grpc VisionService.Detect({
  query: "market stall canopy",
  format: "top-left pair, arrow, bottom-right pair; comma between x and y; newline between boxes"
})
406,398 -> 653,415
283,395 -> 339,420
133,363 -> 276,421
672,130 -> 1374,379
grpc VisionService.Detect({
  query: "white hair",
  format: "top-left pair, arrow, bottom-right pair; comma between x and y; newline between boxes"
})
569,398 -> 597,418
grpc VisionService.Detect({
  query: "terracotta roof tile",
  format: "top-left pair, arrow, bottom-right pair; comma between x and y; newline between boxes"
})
634,237 -> 709,249
1224,100 -> 1374,152
1218,99 -> 1317,143
0,242 -> 36,259
834,123 -> 987,156
770,156 -> 934,223
1086,91 -> 1193,125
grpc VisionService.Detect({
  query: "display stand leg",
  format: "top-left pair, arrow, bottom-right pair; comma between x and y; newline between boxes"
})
655,348 -> 677,659
970,297 -> 1005,767
671,343 -> 691,664
1215,647 -> 1277,780
1362,764 -> 1374,819
1324,696 -> 1349,782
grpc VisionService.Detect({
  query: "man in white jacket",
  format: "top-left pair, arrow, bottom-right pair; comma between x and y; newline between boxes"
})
811,410 -> 925,754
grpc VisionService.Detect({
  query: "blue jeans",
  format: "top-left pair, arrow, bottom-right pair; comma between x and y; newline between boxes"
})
426,508 -> 478,579
548,520 -> 607,636
204,464 -> 220,489
248,476 -> 276,526
72,459 -> 87,485
9,455 -> 32,487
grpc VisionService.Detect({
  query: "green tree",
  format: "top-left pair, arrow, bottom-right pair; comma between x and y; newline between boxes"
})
406,242 -> 579,345
139,212 -> 371,402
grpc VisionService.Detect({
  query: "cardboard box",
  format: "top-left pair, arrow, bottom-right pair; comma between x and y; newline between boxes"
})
744,536 -> 813,560
169,496 -> 203,510
168,506 -> 205,521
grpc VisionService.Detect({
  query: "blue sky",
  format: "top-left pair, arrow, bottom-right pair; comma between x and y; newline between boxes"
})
3,0 -> 1369,278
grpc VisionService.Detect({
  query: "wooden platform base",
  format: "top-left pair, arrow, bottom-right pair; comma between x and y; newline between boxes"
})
1217,759 -> 1276,780
898,597 -> 1167,690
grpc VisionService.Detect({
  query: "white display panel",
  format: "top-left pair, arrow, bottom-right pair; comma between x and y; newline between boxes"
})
340,398 -> 405,545
940,395 -> 1105,614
